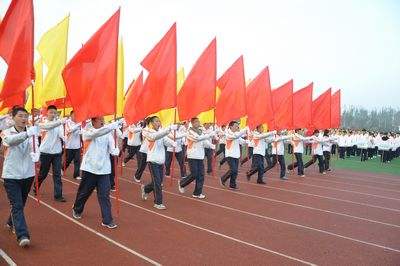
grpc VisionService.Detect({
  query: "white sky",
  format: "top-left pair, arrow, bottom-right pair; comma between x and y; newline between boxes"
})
1,0 -> 399,108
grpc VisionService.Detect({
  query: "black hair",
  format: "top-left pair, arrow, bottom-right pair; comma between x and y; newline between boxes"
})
190,117 -> 199,124
12,107 -> 28,117
228,121 -> 238,128
47,105 -> 57,111
323,129 -> 329,137
313,129 -> 319,135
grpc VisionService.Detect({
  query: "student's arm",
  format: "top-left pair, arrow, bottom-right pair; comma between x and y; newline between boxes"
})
39,119 -> 64,130
82,124 -> 116,141
187,130 -> 214,142
203,139 -> 216,150
143,128 -> 171,141
2,131 -> 29,146
226,128 -> 247,140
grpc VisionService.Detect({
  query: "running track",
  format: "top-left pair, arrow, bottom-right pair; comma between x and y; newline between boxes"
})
1,157 -> 400,265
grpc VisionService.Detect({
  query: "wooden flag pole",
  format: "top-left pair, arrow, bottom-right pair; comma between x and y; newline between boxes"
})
30,81 -> 40,205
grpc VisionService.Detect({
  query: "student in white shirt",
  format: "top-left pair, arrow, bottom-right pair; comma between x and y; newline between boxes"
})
245,125 -> 275,183
220,121 -> 247,189
72,117 -> 121,229
287,128 -> 313,177
322,129 -> 337,171
215,125 -> 227,163
178,117 -> 216,198
134,119 -> 150,183
64,110 -> 82,180
35,105 -> 67,202
123,122 -> 142,165
1,107 -> 39,247
140,116 -> 177,210
203,123 -> 215,174
304,130 -> 326,174
165,124 -> 187,179
263,131 -> 291,180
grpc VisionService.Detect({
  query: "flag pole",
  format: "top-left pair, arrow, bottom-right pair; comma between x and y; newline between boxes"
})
30,81 -> 40,205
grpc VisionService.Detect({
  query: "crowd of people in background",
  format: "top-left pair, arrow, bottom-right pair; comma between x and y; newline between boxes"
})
1,105 -> 399,247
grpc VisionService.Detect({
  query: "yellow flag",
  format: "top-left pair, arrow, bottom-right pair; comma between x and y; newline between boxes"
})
154,67 -> 185,126
25,59 -> 44,112
104,40 -> 125,122
37,15 -> 69,103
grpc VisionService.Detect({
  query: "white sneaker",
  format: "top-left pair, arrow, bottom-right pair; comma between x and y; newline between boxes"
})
192,194 -> 206,199
72,209 -> 82,220
140,185 -> 148,201
76,176 -> 82,180
18,237 -> 30,247
122,162 -> 126,167
165,175 -> 171,179
133,176 -> 141,183
178,180 -> 185,194
153,204 -> 166,210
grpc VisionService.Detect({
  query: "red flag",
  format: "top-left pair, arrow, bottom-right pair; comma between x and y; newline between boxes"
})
293,82 -> 313,129
246,67 -> 274,130
45,96 -> 72,109
312,88 -> 332,129
0,0 -> 34,100
331,89 -> 341,128
215,56 -> 246,126
0,93 -> 25,111
62,10 -> 120,122
123,72 -> 144,125
178,38 -> 216,121
137,23 -> 177,118
272,79 -> 293,130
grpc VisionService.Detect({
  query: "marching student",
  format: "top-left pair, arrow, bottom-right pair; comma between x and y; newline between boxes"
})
304,129 -> 326,174
322,129 -> 337,171
64,111 -> 82,180
220,121 -> 248,190
2,107 -> 39,247
109,124 -> 124,192
140,116 -> 177,210
379,134 -> 391,163
35,105 -> 67,202
203,123 -> 215,174
215,125 -> 227,167
337,131 -> 347,159
287,128 -> 312,177
240,129 -> 254,166
367,132 -> 375,159
122,122 -> 142,166
165,124 -> 187,179
358,130 -> 369,162
178,117 -> 216,198
263,130 -> 292,180
245,125 -> 275,184
133,118 -> 150,183
72,117 -> 121,228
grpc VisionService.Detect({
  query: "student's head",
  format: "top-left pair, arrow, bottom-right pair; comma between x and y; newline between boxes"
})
46,105 -> 58,120
221,125 -> 226,130
256,124 -> 264,133
295,128 -> 302,134
228,121 -> 239,132
313,129 -> 320,136
148,116 -> 161,130
91,117 -> 105,129
70,110 -> 75,121
190,117 -> 200,129
12,107 -> 29,129
323,129 -> 329,137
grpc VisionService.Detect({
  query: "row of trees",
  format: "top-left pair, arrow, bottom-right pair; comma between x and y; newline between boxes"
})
341,106 -> 400,132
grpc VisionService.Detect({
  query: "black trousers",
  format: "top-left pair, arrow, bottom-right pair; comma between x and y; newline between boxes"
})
65,148 -> 81,178
144,163 -> 164,205
221,157 -> 239,188
180,159 -> 205,195
134,152 -> 147,180
304,155 -> 324,173
215,143 -> 225,158
240,147 -> 253,165
205,148 -> 213,173
263,155 -> 286,178
361,149 -> 368,161
338,147 -> 345,159
246,154 -> 265,182
165,150 -> 186,177
124,145 -> 140,164
323,151 -> 331,170
287,153 -> 304,175
37,153 -> 63,199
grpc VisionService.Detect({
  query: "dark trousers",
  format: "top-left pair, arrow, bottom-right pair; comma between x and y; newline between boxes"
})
124,145 -> 139,164
263,155 -> 286,178
144,163 -> 164,205
165,150 -> 186,177
356,147 -> 361,156
221,157 -> 239,188
180,159 -> 205,195
121,137 -> 128,153
215,143 -> 225,157
287,153 -> 304,175
382,151 -> 390,163
346,147 -> 352,157
304,155 -> 324,173
205,148 -> 213,173
305,145 -> 312,155
73,171 -> 113,224
361,149 -> 368,161
331,144 -> 337,155
265,150 -> 272,167
367,148 -> 374,159
134,152 -> 147,180
109,155 -> 116,187
323,151 -> 331,170
37,153 -> 63,198
247,154 -> 265,182
287,144 -> 293,154
241,147 -> 253,165
338,147 -> 345,159
4,177 -> 34,241
65,148 -> 81,178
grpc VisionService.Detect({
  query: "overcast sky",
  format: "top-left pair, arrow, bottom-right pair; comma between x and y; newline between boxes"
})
1,0 -> 399,109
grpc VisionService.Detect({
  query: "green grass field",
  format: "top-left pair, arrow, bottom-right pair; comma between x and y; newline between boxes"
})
284,153 -> 400,177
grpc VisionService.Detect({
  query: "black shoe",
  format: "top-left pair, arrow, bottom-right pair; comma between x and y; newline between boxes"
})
228,186 -> 239,191
257,180 -> 266,184
110,186 -> 116,192
219,177 -> 226,187
55,197 -> 66,202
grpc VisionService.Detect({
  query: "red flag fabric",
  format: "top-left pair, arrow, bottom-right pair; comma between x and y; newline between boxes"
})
62,10 -> 120,122
0,92 -> 25,110
246,67 -> 274,130
178,38 -> 216,121
293,82 -> 313,129
45,96 -> 72,109
331,89 -> 341,128
272,79 -> 293,130
312,88 -> 332,129
0,0 -> 34,99
123,72 -> 144,125
215,56 -> 246,126
137,23 -> 177,118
